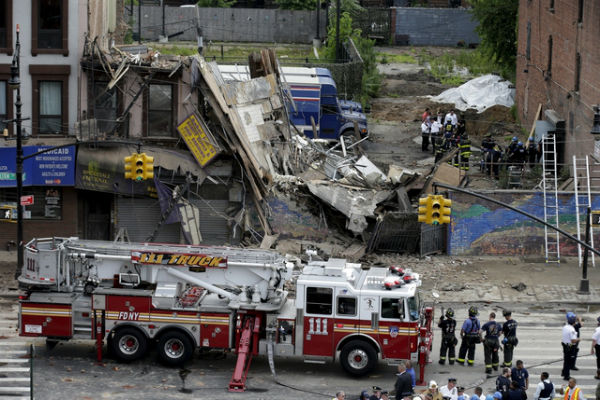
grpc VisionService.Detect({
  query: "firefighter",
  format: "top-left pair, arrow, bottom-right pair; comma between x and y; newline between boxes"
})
527,137 -> 538,167
489,145 -> 503,179
480,134 -> 495,172
502,310 -> 518,368
457,306 -> 481,366
435,135 -> 449,163
459,134 -> 472,171
438,308 -> 458,365
481,312 -> 501,375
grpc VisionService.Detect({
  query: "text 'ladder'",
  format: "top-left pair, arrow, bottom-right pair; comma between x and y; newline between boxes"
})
542,135 -> 560,263
573,155 -> 597,267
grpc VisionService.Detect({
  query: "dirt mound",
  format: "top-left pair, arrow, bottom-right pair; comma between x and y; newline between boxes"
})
462,104 -> 519,141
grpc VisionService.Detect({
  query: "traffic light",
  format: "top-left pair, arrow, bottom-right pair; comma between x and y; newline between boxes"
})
140,153 -> 154,180
124,153 -> 138,180
430,195 -> 452,225
124,153 -> 153,181
417,196 -> 432,224
440,196 -> 452,224
430,195 -> 442,225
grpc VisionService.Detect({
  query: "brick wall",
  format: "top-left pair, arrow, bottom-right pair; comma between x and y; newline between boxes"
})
392,7 -> 479,46
516,0 -> 600,162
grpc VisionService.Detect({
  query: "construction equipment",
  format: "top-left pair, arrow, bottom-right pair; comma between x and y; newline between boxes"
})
18,237 -> 435,391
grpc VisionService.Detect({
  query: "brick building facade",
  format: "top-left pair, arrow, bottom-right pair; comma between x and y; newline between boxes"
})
516,0 -> 600,163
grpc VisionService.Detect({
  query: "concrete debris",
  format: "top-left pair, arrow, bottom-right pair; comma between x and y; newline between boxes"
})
85,43 -> 428,244
511,282 -> 527,292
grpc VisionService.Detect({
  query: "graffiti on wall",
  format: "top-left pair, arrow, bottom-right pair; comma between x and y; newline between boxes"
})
448,191 -> 600,257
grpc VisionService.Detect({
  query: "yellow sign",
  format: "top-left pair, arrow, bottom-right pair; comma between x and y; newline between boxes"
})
177,113 -> 220,167
133,252 -> 227,268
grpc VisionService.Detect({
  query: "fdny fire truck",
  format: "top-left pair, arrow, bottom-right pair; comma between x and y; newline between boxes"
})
18,237 -> 434,391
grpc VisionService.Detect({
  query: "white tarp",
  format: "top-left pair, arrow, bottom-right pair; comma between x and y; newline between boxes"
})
431,74 -> 515,113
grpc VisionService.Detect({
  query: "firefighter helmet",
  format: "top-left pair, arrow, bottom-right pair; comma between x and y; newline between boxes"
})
566,312 -> 577,324
446,308 -> 454,318
468,306 -> 478,317
502,310 -> 512,317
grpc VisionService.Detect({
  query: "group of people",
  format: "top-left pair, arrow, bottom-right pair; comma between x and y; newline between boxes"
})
334,310 -> 600,400
420,108 -> 471,170
438,307 -> 518,374
480,134 -> 539,179
419,107 -> 541,179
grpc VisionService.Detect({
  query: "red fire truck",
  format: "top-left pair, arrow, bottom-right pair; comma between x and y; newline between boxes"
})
18,237 -> 434,391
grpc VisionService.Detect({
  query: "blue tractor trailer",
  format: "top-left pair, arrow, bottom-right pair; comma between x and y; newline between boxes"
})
218,65 -> 368,140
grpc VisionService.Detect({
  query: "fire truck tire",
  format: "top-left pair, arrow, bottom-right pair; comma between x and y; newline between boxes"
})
111,327 -> 148,362
157,331 -> 194,366
340,340 -> 377,376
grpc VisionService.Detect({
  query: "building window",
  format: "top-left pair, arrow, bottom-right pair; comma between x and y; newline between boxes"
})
526,21 -> 531,60
39,81 -> 62,134
575,53 -> 581,92
0,0 -> 13,55
92,81 -> 118,134
145,83 -> 175,137
549,0 -> 555,12
0,65 -> 13,135
30,65 -> 70,136
547,36 -> 553,77
31,0 -> 69,56
0,187 -> 62,220
305,287 -> 332,315
578,0 -> 584,23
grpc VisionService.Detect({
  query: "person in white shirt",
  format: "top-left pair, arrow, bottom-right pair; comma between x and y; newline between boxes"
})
591,316 -> 600,380
440,378 -> 458,400
562,312 -> 580,380
444,110 -> 458,128
430,119 -> 443,155
472,387 -> 485,400
533,372 -> 555,400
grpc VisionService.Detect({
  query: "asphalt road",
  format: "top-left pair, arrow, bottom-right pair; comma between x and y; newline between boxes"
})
3,301 -> 600,400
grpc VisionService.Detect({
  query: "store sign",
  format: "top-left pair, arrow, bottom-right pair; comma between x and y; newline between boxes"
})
177,113 -> 220,167
0,146 -> 76,187
20,195 -> 34,206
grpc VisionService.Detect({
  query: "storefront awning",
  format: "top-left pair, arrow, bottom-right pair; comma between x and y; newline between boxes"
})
76,145 -> 206,196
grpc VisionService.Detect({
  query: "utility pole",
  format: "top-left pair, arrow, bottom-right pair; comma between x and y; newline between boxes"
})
335,0 -> 341,61
8,25 -> 24,278
138,0 -> 142,44
316,0 -> 321,40
578,207 -> 591,294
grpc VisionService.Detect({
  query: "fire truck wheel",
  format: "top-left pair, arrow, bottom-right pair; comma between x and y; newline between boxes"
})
157,331 -> 194,366
340,340 -> 377,376
111,327 -> 148,362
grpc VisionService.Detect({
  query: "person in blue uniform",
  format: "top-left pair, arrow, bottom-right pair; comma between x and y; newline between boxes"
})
481,312 -> 501,375
457,306 -> 481,366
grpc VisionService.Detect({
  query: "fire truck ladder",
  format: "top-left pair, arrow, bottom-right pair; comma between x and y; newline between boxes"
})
228,314 -> 262,392
573,155 -> 598,267
0,342 -> 34,399
542,135 -> 560,263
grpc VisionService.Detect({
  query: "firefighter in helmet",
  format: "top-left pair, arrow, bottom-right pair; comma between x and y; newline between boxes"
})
438,308 -> 458,365
457,306 -> 481,366
501,310 -> 518,367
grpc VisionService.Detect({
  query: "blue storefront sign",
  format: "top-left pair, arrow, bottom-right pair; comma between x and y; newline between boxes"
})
0,146 -> 76,187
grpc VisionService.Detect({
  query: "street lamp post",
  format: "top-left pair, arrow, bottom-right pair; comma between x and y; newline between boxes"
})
8,25 -> 23,277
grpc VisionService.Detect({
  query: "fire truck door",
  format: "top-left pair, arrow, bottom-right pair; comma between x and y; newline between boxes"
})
378,297 -> 409,359
302,286 -> 334,357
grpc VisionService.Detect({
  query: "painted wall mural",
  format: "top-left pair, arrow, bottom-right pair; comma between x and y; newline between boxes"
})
448,191 -> 600,257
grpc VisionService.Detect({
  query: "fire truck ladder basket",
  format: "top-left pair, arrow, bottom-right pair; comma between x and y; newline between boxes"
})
228,315 -> 261,392
0,342 -> 34,399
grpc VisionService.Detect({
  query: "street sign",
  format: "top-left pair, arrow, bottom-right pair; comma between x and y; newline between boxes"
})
20,195 -> 34,206
592,211 -> 600,227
